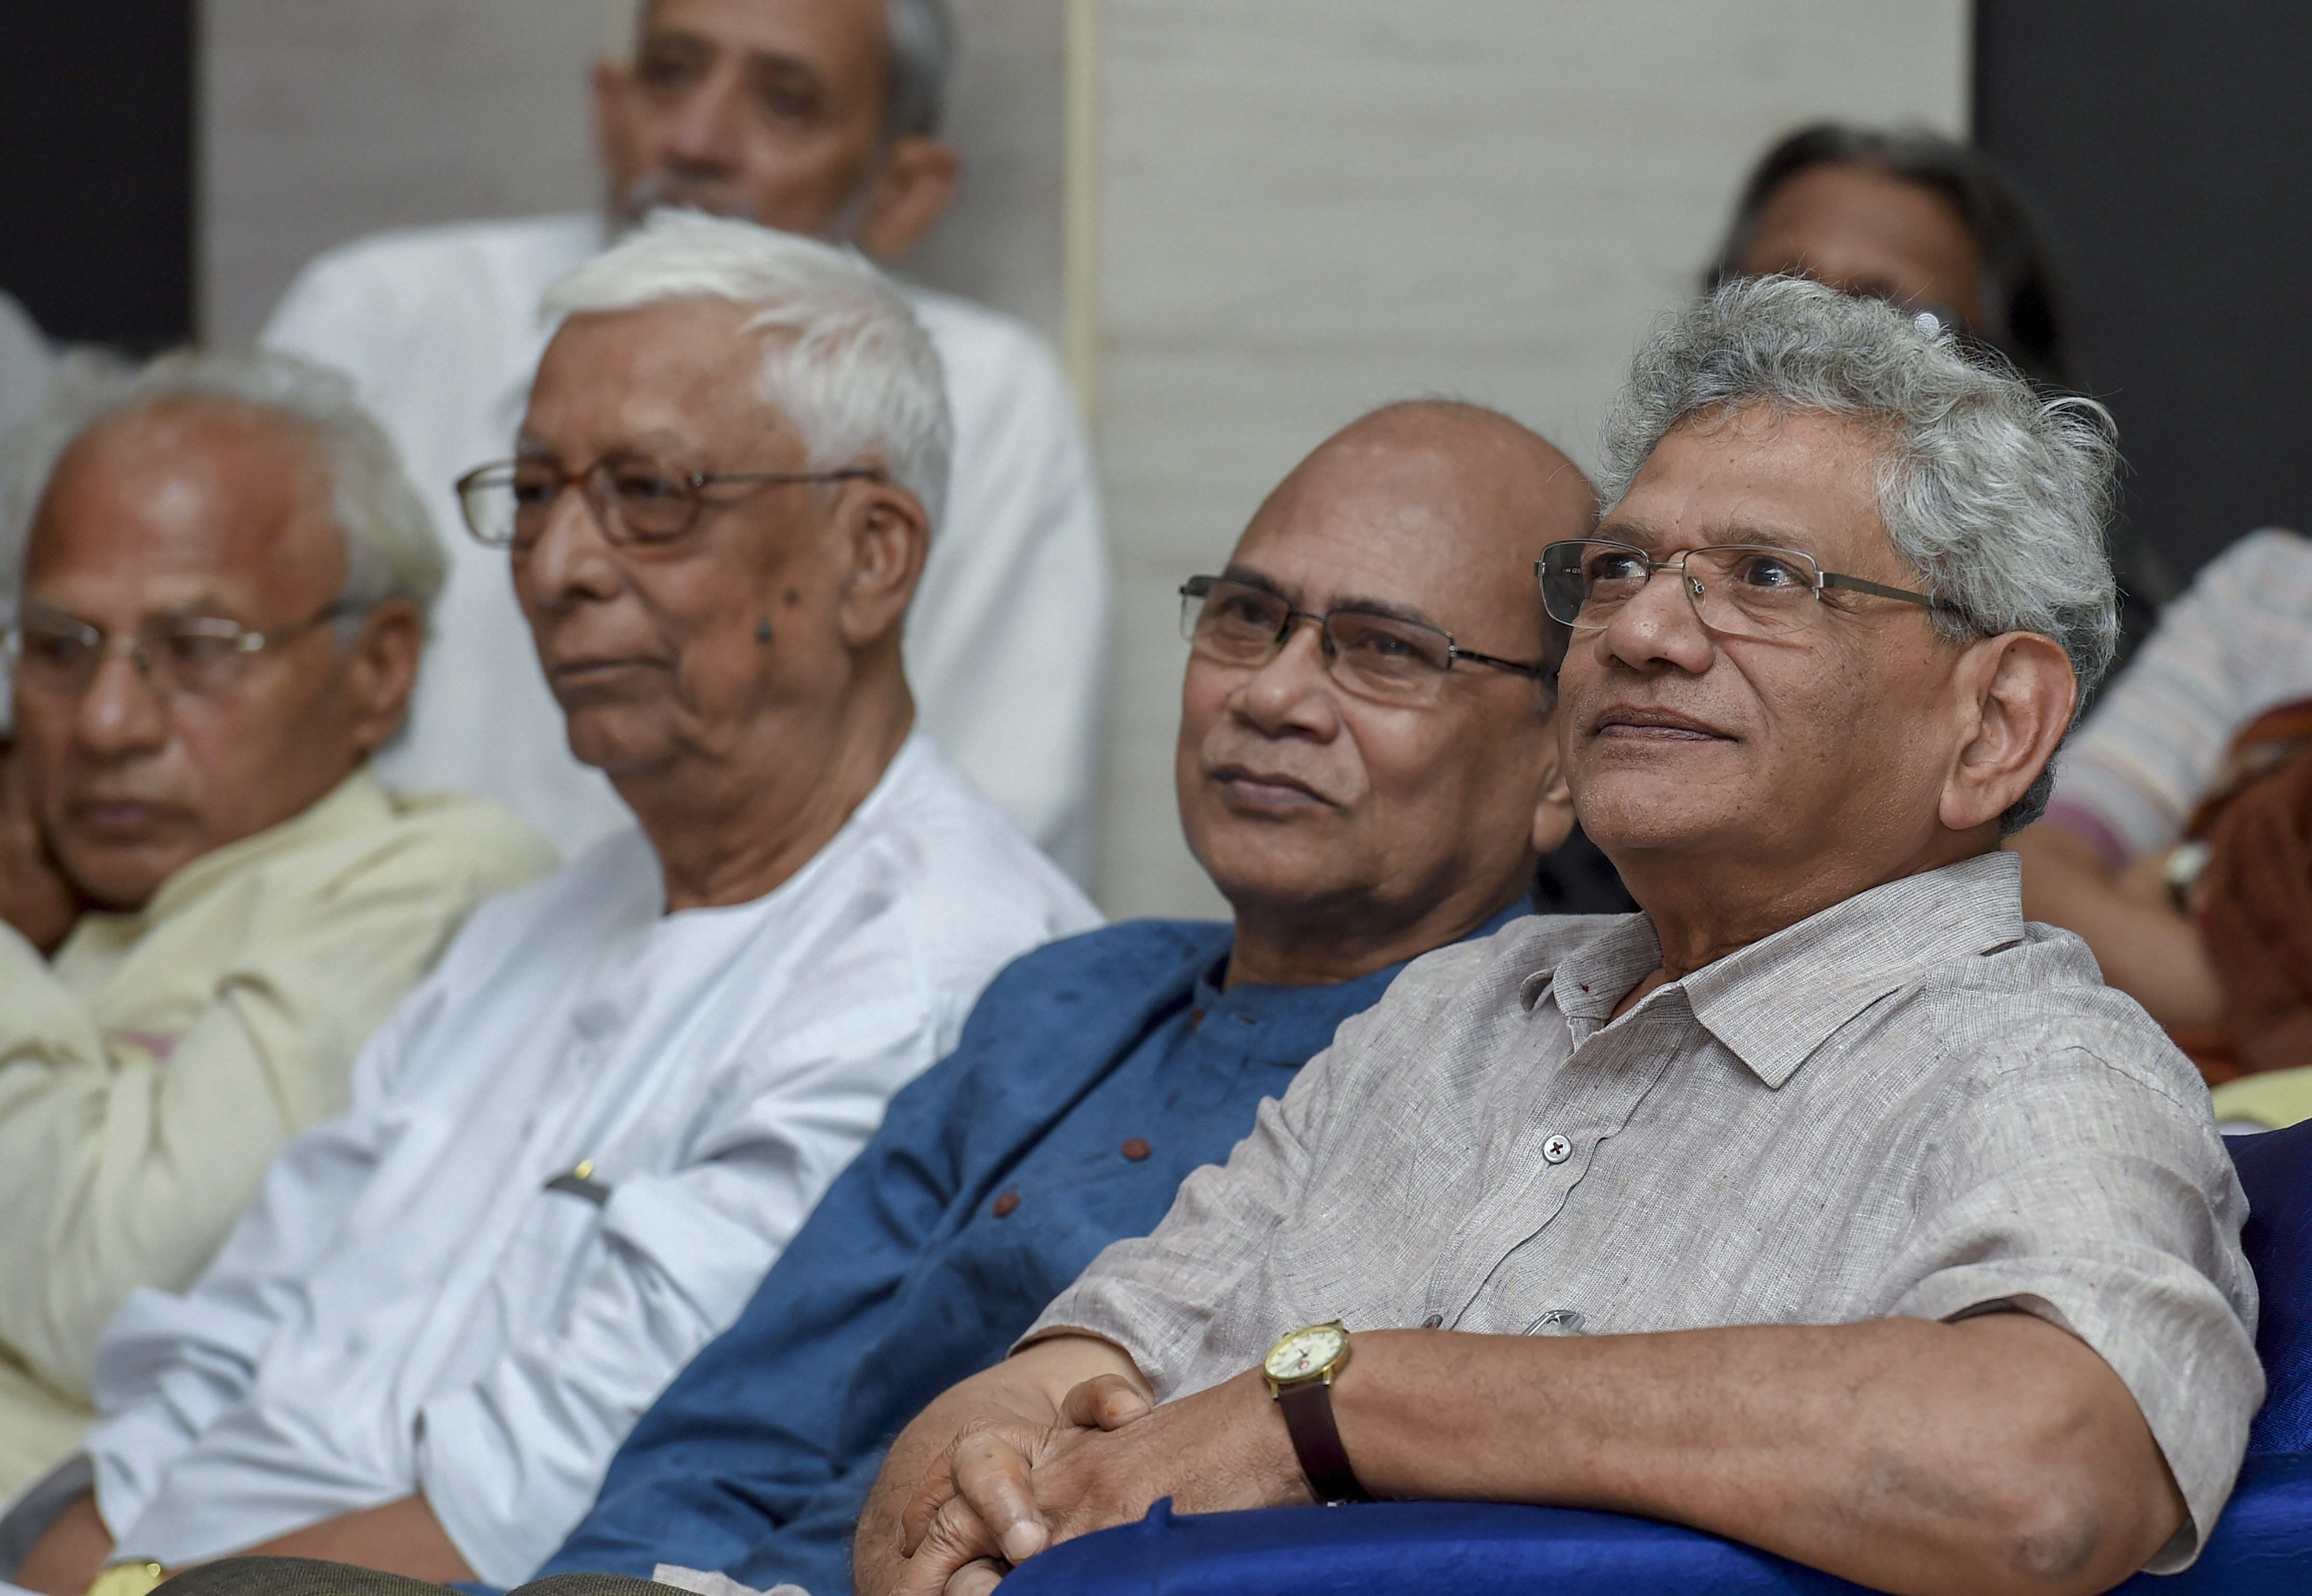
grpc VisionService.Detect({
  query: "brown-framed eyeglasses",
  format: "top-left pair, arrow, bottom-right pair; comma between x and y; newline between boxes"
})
1179,574 -> 1548,703
455,457 -> 886,551
1536,537 -> 1951,640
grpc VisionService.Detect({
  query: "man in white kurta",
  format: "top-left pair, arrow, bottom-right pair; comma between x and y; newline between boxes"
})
66,731 -> 1088,1585
261,0 -> 1106,878
0,216 -> 1096,1595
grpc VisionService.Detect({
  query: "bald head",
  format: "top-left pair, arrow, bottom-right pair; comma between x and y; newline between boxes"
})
1251,400 -> 1596,673
1174,402 -> 1592,986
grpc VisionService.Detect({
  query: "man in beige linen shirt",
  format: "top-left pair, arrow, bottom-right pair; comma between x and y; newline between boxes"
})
0,353 -> 553,1495
864,279 -> 2261,1596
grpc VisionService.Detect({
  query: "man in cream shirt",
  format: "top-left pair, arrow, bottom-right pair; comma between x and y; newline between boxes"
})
263,0 -> 1106,877
0,352 -> 554,1495
3,215 -> 1095,1596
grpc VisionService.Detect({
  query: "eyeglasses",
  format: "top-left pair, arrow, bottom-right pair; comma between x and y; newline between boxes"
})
1536,538 -> 1945,640
5,599 -> 351,699
1179,574 -> 1548,702
455,458 -> 887,551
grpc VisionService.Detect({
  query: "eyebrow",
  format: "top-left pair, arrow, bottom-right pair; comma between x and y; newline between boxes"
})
1590,514 -> 1836,563
1220,563 -> 1444,630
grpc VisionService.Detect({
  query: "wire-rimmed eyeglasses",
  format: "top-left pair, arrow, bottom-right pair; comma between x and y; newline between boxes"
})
5,599 -> 352,699
1179,574 -> 1548,703
1536,538 -> 1948,639
456,457 -> 886,551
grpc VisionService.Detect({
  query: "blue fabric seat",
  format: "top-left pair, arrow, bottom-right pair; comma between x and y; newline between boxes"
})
1005,1119 -> 2312,1595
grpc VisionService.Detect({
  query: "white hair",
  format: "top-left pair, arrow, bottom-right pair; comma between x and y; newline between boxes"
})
543,211 -> 953,530
1596,275 -> 2121,832
0,347 -> 447,625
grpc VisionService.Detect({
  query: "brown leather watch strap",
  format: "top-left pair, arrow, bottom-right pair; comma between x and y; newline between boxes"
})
1275,1378 -> 1373,1504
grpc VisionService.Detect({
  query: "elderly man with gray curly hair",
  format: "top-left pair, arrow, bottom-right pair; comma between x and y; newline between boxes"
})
0,353 -> 555,1500
860,277 -> 2261,1596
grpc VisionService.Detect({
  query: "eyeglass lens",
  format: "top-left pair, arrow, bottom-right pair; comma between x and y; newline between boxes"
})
11,613 -> 265,697
464,462 -> 703,549
1539,541 -> 1825,638
1180,580 -> 1455,697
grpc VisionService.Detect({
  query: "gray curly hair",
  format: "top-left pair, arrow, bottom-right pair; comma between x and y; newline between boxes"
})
1,348 -> 446,625
1594,275 -> 2121,832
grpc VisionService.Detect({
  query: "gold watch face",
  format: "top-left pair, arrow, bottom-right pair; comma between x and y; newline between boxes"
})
1264,1321 -> 1348,1383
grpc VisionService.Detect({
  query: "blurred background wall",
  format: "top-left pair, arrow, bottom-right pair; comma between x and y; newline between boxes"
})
7,1 -> 2307,917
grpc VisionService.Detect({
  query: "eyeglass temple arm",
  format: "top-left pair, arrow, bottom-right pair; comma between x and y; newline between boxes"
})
1819,572 -> 1939,609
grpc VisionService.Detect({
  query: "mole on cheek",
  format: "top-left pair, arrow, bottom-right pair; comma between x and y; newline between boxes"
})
783,588 -> 801,608
755,619 -> 773,644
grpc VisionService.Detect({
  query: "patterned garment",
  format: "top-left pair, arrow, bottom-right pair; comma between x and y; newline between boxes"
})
1028,852 -> 2260,1575
2048,527 -> 2312,866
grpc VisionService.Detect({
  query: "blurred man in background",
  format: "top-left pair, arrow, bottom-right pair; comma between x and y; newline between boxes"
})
1,217 -> 1093,1596
0,352 -> 552,1498
262,0 -> 1106,878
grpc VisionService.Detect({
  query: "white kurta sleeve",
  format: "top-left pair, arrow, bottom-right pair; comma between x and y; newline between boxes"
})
78,995 -> 425,1538
903,316 -> 1107,881
413,1007 -> 944,1586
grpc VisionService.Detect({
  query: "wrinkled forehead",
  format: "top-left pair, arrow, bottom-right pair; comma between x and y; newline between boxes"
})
1600,406 -> 1895,569
1228,432 -> 1565,637
527,301 -> 801,459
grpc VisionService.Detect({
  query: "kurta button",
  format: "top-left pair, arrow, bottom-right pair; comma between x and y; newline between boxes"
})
1542,1134 -> 1572,1164
1121,1138 -> 1152,1161
1421,1314 -> 1444,1330
992,1191 -> 1021,1217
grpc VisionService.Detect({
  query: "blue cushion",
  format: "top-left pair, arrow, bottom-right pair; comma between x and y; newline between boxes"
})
2233,1121 -> 2312,1454
1001,1123 -> 2312,1593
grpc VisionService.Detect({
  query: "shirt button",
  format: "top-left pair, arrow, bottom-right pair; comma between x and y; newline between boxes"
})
1542,1134 -> 1572,1165
992,1191 -> 1021,1217
1121,1138 -> 1152,1161
1421,1313 -> 1444,1330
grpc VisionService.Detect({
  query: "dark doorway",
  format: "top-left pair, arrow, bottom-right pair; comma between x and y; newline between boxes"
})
0,0 -> 197,353
1976,2 -> 2312,584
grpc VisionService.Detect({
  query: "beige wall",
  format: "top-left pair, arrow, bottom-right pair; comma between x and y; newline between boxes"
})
199,0 -> 1969,919
1086,0 -> 1968,918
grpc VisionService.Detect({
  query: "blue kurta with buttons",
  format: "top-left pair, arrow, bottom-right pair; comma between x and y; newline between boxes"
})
535,913 -> 1512,1595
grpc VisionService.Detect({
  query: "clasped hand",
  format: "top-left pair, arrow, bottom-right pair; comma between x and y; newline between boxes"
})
891,1369 -> 1310,1596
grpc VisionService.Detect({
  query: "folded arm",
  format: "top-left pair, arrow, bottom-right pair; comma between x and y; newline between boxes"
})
866,1312 -> 2182,1596
2011,824 -> 2221,1029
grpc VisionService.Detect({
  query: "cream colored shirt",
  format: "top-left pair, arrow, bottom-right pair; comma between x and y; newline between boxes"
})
0,767 -> 552,1493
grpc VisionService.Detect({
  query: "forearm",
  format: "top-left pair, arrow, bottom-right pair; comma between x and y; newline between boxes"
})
1330,1315 -> 2180,1596
2011,827 -> 2221,1028
236,1495 -> 474,1584
854,1336 -> 1142,1596
14,1491 -> 114,1596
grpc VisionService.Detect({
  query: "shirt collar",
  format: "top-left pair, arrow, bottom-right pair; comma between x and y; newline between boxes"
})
1207,901 -> 1527,1066
131,765 -> 396,925
1544,851 -> 2027,1089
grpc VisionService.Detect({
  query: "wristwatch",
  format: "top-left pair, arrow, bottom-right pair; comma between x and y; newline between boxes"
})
1262,1320 -> 1372,1504
83,1562 -> 165,1596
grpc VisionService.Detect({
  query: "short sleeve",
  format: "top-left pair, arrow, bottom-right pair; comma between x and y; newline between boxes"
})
1887,1048 -> 2261,1572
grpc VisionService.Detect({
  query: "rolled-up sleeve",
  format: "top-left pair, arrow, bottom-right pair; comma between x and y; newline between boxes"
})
416,1008 -> 943,1587
1888,1048 -> 2261,1573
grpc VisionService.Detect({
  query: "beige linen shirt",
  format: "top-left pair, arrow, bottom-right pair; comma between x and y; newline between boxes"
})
1028,851 -> 2261,1573
0,767 -> 553,1494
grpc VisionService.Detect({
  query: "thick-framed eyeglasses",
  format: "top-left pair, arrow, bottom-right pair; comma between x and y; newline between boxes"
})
455,458 -> 886,551
5,598 -> 352,700
1179,574 -> 1548,702
1536,538 -> 1946,640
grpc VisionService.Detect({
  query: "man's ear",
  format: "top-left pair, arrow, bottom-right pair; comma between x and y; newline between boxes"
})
1939,631 -> 2077,834
834,481 -> 932,649
1529,723 -> 1577,857
850,138 -> 962,261
343,600 -> 425,756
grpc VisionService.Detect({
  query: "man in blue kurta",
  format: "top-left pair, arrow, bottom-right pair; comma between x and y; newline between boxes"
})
536,401 -> 1599,1595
